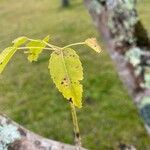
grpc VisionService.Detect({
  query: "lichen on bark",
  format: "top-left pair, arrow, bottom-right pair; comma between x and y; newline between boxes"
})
0,123 -> 21,150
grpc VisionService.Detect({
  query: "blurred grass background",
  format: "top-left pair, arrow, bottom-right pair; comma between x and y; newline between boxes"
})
0,0 -> 150,149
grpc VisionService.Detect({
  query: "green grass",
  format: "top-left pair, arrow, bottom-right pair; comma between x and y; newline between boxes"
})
0,0 -> 150,149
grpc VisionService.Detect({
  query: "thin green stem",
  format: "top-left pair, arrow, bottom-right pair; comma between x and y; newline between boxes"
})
28,38 -> 60,50
62,42 -> 85,49
28,38 -> 85,50
70,102 -> 82,149
17,47 -> 54,51
43,41 -> 60,50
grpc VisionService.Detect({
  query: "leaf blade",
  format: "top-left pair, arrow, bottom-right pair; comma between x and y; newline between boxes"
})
85,38 -> 102,53
0,47 -> 17,74
13,36 -> 28,47
26,36 -> 49,62
49,48 -> 83,108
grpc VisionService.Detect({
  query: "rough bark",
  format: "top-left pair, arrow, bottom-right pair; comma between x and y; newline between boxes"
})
0,114 -> 87,150
84,0 -> 150,133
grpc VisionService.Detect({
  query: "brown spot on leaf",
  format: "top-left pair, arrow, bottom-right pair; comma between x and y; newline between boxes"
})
54,51 -> 61,55
69,98 -> 72,103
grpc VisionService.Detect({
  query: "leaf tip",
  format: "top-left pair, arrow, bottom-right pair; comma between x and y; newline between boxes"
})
43,35 -> 50,42
12,36 -> 28,47
85,38 -> 102,53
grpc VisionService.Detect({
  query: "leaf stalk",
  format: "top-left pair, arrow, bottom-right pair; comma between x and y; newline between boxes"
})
62,42 -> 85,49
70,102 -> 82,150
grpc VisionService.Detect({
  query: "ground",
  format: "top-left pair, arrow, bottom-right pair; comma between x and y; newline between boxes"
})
0,0 -> 150,149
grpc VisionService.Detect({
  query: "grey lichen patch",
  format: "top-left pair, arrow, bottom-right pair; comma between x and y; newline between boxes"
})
87,0 -> 103,14
0,124 -> 21,150
144,68 -> 150,89
104,0 -> 150,90
107,0 -> 138,46
126,47 -> 142,67
125,46 -> 150,89
139,96 -> 150,126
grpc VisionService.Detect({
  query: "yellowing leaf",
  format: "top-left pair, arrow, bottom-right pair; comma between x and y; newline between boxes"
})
13,36 -> 28,47
49,48 -> 83,108
85,38 -> 101,53
0,47 -> 17,73
26,36 -> 49,62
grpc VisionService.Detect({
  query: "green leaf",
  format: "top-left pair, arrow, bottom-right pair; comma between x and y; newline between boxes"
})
12,36 -> 28,47
26,36 -> 49,62
0,47 -> 17,74
49,48 -> 83,108
85,38 -> 101,53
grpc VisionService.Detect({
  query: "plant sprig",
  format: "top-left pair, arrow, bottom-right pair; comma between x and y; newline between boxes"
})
0,35 -> 101,149
0,35 -> 101,108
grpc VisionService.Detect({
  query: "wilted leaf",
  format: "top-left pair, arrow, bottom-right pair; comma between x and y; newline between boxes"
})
49,48 -> 83,108
85,38 -> 101,53
0,47 -> 17,73
13,36 -> 28,47
26,36 -> 49,62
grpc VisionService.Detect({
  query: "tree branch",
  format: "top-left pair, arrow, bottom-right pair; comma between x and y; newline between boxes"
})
0,114 -> 87,150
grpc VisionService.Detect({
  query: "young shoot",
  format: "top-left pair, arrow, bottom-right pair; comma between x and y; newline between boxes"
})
0,35 -> 101,149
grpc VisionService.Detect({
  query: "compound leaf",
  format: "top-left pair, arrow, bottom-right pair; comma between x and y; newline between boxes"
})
85,38 -> 101,53
26,36 -> 49,62
49,48 -> 83,108
0,47 -> 17,73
